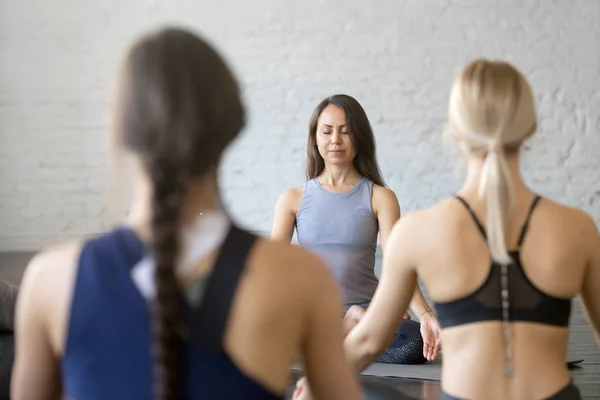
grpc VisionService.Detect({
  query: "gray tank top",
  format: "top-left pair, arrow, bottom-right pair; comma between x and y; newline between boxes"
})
295,177 -> 379,309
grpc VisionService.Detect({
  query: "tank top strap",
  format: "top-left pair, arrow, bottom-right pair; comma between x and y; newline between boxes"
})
358,177 -> 374,208
304,178 -> 318,191
185,225 -> 257,353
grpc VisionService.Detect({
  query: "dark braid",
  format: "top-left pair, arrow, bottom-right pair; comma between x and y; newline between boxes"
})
118,26 -> 246,400
148,160 -> 188,400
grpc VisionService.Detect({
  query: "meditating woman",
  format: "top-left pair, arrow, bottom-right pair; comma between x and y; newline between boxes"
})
272,94 -> 441,365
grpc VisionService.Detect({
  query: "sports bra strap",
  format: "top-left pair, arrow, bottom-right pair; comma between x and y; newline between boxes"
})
455,194 -> 543,248
517,195 -> 542,247
454,195 -> 487,240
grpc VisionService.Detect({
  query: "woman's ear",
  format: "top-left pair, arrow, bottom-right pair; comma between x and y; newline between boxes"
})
445,126 -> 471,156
444,125 -> 460,142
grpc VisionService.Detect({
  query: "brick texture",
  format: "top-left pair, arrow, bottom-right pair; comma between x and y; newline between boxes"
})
0,0 -> 599,250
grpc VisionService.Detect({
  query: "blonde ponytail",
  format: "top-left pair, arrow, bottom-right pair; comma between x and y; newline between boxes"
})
479,144 -> 513,265
447,59 -> 537,266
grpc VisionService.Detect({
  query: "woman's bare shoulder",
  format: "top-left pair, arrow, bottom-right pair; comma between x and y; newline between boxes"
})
277,185 -> 305,207
249,236 -> 333,290
19,241 -> 83,317
23,241 -> 83,284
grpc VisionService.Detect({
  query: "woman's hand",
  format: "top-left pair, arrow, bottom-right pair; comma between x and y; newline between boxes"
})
343,305 -> 366,335
292,377 -> 312,400
344,305 -> 410,336
418,311 -> 441,361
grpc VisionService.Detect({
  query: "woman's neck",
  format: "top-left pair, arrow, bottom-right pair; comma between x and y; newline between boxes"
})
126,176 -> 224,240
318,164 -> 361,187
458,152 -> 529,200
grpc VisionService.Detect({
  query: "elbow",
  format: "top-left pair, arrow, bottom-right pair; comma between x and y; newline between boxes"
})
349,329 -> 391,360
367,335 -> 392,358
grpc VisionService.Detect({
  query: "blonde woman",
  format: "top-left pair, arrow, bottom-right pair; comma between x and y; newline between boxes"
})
296,59 -> 600,400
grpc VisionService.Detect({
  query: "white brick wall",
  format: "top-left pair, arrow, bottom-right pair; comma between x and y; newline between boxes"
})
0,0 -> 599,251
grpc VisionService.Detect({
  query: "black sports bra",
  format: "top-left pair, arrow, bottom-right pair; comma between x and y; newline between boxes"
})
434,195 -> 572,329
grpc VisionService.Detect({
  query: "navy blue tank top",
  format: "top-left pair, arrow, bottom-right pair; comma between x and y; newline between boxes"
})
60,224 -> 283,400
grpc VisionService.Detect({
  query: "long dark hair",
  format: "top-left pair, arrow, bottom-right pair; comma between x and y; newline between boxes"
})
118,27 -> 245,400
306,94 -> 386,187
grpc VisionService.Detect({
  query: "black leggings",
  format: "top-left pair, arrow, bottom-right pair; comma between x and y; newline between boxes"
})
441,382 -> 582,400
356,302 -> 427,365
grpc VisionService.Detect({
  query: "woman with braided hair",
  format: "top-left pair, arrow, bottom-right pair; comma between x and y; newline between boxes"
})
11,26 -> 362,400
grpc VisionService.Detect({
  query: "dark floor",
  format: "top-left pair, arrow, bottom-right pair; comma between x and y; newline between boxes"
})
1,252 -> 599,399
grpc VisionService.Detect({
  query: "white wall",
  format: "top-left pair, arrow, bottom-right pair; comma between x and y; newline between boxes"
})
0,0 -> 599,251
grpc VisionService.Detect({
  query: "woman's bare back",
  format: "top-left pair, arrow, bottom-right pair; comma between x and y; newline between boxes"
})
12,231 -> 362,400
411,192 -> 600,399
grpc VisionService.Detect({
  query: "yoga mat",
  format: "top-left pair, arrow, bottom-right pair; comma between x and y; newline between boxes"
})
291,356 -> 443,381
361,358 -> 442,381
292,357 -> 583,382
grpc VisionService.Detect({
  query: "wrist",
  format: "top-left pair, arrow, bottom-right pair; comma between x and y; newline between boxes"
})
418,309 -> 434,321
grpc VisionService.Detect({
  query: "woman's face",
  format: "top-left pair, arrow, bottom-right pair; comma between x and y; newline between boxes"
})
315,105 -> 356,167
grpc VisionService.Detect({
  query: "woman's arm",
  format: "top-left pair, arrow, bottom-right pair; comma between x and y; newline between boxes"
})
580,211 -> 600,346
372,186 -> 433,318
343,212 -> 421,372
271,187 -> 302,243
300,256 -> 364,400
371,186 -> 441,361
12,251 -> 64,400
